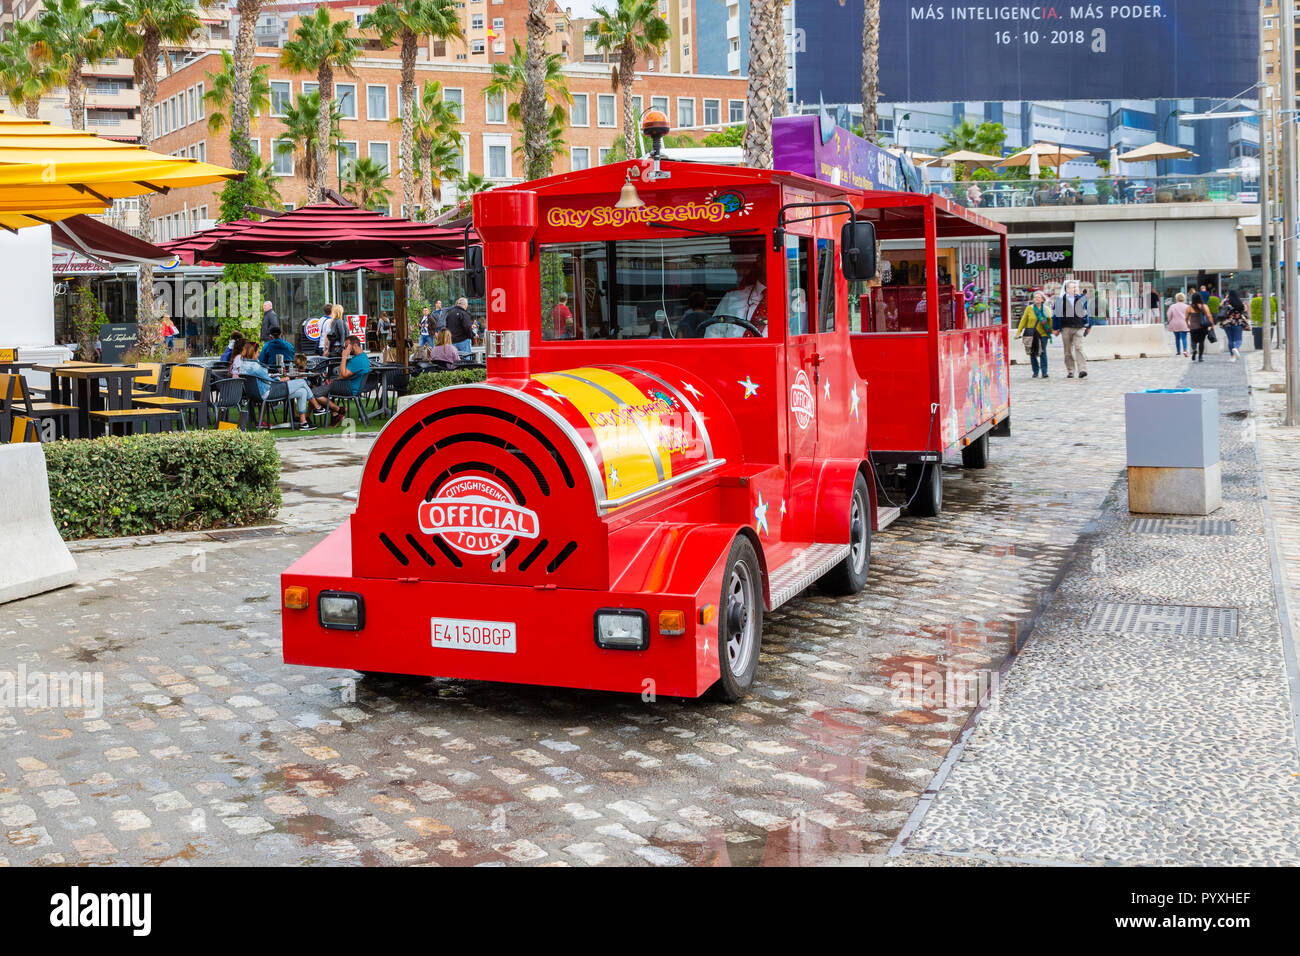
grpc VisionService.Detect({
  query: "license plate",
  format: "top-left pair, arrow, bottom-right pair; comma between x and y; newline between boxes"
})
431,617 -> 516,654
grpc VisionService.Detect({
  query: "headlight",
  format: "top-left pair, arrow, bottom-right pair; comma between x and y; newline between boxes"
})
594,609 -> 648,650
318,591 -> 365,631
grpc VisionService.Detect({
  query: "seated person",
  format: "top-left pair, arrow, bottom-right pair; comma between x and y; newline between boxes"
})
238,353 -> 318,431
311,335 -> 370,427
259,326 -> 295,367
429,328 -> 461,365
706,259 -> 768,338
676,292 -> 713,338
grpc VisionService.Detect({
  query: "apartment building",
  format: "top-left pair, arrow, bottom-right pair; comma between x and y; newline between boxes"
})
148,47 -> 748,240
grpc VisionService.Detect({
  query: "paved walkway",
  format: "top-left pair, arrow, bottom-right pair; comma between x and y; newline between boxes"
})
904,346 -> 1300,865
9,349 -> 1300,865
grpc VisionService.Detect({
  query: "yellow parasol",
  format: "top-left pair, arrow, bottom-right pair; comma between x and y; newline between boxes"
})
996,141 -> 1088,169
0,112 -> 241,230
934,149 -> 1006,169
1116,141 -> 1198,163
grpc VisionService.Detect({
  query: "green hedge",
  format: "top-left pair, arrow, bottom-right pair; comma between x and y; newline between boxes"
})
407,367 -> 487,396
44,431 -> 281,540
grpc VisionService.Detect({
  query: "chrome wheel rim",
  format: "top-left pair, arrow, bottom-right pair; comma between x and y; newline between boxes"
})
850,491 -> 867,573
725,560 -> 757,678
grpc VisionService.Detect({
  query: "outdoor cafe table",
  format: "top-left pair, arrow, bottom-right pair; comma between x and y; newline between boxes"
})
33,363 -> 152,439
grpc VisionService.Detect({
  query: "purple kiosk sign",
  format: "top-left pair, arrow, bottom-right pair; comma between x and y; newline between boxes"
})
773,115 -> 922,194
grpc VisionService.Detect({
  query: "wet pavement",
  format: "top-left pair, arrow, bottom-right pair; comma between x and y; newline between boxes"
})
6,352 -> 1277,866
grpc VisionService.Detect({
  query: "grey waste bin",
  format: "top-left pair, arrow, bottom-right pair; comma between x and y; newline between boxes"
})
1252,326 -> 1264,350
1124,388 -> 1221,515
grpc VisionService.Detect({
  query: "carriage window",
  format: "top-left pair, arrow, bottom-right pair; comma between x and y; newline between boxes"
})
816,237 -> 837,332
785,235 -> 810,336
538,235 -> 769,340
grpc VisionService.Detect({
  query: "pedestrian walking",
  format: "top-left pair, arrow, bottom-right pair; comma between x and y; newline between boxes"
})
444,297 -> 475,359
1053,278 -> 1091,379
1166,291 -> 1190,357
1186,292 -> 1215,362
1219,289 -> 1248,361
260,300 -> 278,342
418,306 -> 433,348
1016,290 -> 1053,378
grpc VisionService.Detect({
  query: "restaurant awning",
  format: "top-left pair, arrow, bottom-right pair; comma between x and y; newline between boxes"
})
49,214 -> 175,266
326,254 -> 465,273
169,204 -> 471,265
0,112 -> 241,230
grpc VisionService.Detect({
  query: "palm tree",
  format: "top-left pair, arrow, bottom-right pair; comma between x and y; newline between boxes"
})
0,21 -> 62,119
241,151 -> 284,210
204,50 -> 270,136
229,0 -> 265,171
585,0 -> 670,159
363,0 -> 462,222
31,0 -> 112,130
486,38 -> 572,179
742,0 -> 780,168
939,119 -> 1006,156
407,80 -> 461,216
521,0 -> 551,181
280,8 -> 361,204
99,0 -> 204,349
342,156 -> 394,211
274,91 -> 345,195
455,171 -> 489,197
861,0 -> 880,143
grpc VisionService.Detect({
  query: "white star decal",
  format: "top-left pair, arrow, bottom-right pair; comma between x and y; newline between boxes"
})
823,377 -> 831,400
780,498 -> 786,517
739,376 -> 759,398
682,381 -> 702,400
539,387 -> 564,401
754,492 -> 769,536
609,466 -> 620,488
850,385 -> 861,420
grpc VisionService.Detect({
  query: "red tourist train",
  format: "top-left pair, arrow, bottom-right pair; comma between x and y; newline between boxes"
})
281,135 -> 1010,701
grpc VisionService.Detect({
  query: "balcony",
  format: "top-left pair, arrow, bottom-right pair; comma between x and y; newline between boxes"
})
726,17 -> 740,39
931,172 -> 1259,211
83,58 -> 134,78
86,115 -> 141,139
727,49 -> 740,74
85,87 -> 140,109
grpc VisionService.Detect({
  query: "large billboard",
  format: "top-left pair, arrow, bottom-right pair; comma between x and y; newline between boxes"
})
795,2 -> 1258,104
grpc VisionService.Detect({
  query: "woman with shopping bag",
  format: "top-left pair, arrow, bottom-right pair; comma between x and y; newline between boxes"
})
1016,290 -> 1054,379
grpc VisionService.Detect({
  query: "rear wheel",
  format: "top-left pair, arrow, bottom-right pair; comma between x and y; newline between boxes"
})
961,432 -> 990,468
823,472 -> 872,595
710,536 -> 762,702
905,461 -> 943,517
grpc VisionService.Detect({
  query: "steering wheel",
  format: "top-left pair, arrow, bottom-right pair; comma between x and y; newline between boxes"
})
695,314 -> 763,338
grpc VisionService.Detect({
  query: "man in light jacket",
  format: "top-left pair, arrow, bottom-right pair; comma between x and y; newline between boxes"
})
1053,279 -> 1092,379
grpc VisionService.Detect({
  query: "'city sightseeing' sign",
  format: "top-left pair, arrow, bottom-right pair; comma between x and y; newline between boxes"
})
546,201 -> 726,229
418,474 -> 540,556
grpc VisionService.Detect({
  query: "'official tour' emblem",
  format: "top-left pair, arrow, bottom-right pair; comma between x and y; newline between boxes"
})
790,370 -> 814,430
418,475 -> 540,556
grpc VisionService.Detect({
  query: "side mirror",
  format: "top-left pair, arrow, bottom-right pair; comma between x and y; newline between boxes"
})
464,244 -> 486,299
840,219 -> 877,281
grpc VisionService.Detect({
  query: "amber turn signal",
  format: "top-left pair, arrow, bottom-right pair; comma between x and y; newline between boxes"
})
699,604 -> 716,626
658,609 -> 686,636
284,586 -> 309,610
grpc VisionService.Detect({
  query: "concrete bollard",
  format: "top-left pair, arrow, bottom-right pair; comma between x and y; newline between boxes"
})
1124,388 -> 1221,515
0,443 -> 78,604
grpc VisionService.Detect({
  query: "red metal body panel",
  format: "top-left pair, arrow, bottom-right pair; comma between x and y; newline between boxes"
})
280,162 -> 1003,697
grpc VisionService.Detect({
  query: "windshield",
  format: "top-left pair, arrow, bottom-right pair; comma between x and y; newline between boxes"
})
538,234 -> 769,341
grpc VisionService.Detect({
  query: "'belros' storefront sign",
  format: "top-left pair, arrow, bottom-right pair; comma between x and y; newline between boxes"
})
1012,245 -> 1074,269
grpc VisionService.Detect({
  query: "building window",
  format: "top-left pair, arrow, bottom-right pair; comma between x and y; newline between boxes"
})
366,85 -> 388,120
338,141 -> 358,178
197,141 -> 206,162
444,87 -> 464,122
187,88 -> 196,125
488,142 -> 508,178
493,40 -> 505,53
571,93 -> 589,126
572,146 -> 590,170
249,137 -> 261,157
599,147 -> 612,165
472,39 -> 485,53
597,93 -> 616,127
272,144 -> 293,176
677,98 -> 695,128
486,90 -> 506,124
471,13 -> 484,28
703,98 -> 720,126
492,16 -> 504,28
270,80 -> 291,116
303,81 -> 318,98
369,141 -> 390,173
633,95 -> 643,119
336,83 -> 357,119
729,99 -> 744,123
651,95 -> 668,115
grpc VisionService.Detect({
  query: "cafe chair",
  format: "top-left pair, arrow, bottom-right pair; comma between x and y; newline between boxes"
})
130,362 -> 164,398
0,372 -> 78,440
242,375 -> 292,429
132,364 -> 210,429
8,414 -> 39,443
324,373 -> 374,426
210,376 -> 248,430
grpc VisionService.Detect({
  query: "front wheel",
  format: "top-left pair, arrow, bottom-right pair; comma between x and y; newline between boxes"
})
904,461 -> 943,517
961,432 -> 990,468
823,472 -> 872,595
710,536 -> 763,702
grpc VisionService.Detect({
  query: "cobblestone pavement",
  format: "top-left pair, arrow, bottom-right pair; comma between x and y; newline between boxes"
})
906,348 -> 1300,865
1,355 -> 1213,867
